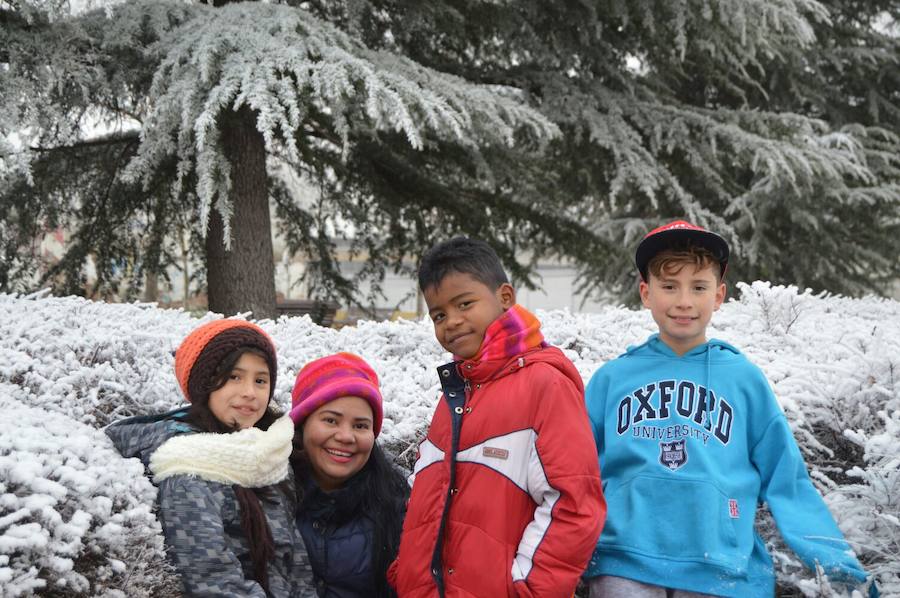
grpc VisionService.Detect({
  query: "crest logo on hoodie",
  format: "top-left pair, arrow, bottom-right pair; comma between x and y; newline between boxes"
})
659,440 -> 688,470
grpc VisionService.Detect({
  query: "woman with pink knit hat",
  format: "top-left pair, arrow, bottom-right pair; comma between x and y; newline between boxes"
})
289,353 -> 408,598
106,319 -> 315,597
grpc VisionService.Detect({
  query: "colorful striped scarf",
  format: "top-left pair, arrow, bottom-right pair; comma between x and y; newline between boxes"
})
464,304 -> 547,364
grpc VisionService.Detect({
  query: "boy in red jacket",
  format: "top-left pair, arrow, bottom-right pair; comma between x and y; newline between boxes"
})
389,237 -> 605,598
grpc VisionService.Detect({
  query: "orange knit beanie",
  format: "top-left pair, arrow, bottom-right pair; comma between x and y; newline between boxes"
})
174,320 -> 277,403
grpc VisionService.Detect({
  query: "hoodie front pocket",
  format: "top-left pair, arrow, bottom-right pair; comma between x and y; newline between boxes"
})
602,474 -> 742,571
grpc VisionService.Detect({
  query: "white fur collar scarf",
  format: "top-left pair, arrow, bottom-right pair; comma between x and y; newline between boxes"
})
150,413 -> 294,488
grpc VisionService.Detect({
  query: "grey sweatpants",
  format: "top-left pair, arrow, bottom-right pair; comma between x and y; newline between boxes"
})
588,576 -> 718,598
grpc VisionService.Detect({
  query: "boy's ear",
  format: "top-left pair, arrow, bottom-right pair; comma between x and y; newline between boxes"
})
496,282 -> 516,309
639,280 -> 651,307
714,282 -> 726,311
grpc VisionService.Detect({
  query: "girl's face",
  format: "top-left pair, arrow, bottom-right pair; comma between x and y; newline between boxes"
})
302,396 -> 375,491
208,352 -> 270,429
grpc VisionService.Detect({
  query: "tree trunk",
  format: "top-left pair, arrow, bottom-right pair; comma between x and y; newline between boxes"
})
206,105 -> 277,319
179,228 -> 190,307
143,270 -> 159,302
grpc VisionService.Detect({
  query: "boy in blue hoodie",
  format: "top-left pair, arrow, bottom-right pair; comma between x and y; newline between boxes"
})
583,220 -> 875,597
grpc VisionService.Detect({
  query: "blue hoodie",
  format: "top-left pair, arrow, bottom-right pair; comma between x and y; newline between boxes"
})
584,334 -> 872,597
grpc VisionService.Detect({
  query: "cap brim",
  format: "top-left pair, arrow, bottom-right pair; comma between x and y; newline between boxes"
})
636,228 -> 729,280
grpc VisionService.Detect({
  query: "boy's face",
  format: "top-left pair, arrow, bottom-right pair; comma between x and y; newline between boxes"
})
423,271 -> 516,360
639,262 -> 726,356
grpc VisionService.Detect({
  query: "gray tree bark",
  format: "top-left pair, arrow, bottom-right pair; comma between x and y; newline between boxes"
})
206,105 -> 277,319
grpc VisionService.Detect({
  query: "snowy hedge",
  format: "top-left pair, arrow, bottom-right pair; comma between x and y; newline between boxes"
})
1,284 -> 897,596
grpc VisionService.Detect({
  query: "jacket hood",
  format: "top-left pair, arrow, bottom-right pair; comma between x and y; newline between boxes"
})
104,407 -> 194,468
460,345 -> 584,393
623,334 -> 742,362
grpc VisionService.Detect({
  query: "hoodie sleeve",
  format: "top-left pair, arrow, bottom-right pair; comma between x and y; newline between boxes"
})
511,365 -> 606,598
157,475 -> 268,597
584,366 -> 611,456
750,403 -> 873,594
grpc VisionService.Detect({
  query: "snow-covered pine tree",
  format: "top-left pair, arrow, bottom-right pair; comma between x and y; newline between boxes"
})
0,0 -> 557,316
733,0 -> 900,296
2,0 -> 897,310
304,0 -> 899,303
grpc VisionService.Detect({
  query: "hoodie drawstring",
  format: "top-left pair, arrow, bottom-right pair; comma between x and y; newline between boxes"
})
703,347 -> 713,431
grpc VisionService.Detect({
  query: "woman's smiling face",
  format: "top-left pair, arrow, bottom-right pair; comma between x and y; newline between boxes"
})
301,396 -> 375,491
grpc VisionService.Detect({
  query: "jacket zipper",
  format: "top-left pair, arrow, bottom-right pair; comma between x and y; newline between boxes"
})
430,365 -> 470,597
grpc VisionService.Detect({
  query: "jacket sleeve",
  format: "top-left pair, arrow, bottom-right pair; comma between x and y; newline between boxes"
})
157,476 -> 268,597
751,411 -> 874,594
512,369 -> 606,598
386,556 -> 399,591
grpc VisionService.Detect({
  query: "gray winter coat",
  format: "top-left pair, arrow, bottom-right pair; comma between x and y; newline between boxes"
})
106,409 -> 315,597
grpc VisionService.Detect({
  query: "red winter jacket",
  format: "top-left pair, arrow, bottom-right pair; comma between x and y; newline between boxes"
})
388,346 -> 605,598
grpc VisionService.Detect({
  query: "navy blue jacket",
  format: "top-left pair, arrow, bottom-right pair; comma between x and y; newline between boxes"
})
298,476 -> 378,598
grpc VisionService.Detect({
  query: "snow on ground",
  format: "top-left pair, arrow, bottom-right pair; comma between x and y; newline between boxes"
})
1,282 -> 898,596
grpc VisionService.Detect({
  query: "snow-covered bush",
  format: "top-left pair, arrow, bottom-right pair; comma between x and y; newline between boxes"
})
0,285 -> 898,596
0,390 -> 179,597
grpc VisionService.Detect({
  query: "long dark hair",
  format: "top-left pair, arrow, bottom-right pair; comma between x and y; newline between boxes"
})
292,434 -> 409,598
183,345 -> 284,595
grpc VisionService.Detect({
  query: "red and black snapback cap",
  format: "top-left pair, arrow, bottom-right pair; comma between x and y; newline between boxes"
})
635,220 -> 729,281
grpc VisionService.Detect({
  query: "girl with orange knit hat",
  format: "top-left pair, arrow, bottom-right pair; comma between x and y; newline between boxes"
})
289,353 -> 408,598
106,319 -> 315,597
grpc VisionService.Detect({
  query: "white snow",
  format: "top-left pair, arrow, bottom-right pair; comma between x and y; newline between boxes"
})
0,282 -> 897,596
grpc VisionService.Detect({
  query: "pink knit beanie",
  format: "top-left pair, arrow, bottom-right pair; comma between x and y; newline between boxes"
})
290,353 -> 384,437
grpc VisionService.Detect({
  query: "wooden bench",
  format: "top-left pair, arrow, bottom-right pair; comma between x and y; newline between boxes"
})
275,299 -> 341,327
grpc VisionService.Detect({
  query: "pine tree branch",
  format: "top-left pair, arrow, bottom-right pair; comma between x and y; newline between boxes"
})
29,132 -> 141,154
